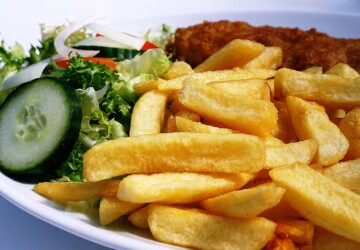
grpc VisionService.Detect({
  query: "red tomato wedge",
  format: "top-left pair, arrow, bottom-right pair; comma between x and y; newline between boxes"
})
56,58 -> 117,71
140,41 -> 158,50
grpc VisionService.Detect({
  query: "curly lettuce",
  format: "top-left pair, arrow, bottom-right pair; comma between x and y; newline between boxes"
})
0,41 -> 26,104
50,49 -> 171,181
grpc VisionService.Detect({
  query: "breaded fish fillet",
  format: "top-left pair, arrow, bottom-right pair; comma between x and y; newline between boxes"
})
167,20 -> 360,72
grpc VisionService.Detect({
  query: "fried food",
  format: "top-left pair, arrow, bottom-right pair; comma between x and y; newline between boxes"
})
83,132 -> 266,181
178,80 -> 278,137
313,226 -> 360,250
199,182 -> 285,218
269,163 -> 360,243
167,20 -> 360,72
285,96 -> 349,166
117,172 -> 254,204
194,39 -> 265,72
275,68 -> 360,109
129,90 -> 168,137
148,204 -> 276,250
265,139 -> 317,169
99,197 -> 142,226
338,107 -> 360,160
33,180 -> 120,202
128,205 -> 150,229
33,20 -> 360,249
322,158 -> 360,194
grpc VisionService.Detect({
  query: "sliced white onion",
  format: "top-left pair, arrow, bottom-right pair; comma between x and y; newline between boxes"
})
95,84 -> 109,99
75,36 -> 133,49
1,54 -> 66,90
87,23 -> 146,50
55,17 -> 101,57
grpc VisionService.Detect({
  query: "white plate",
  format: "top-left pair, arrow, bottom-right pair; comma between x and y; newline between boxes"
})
1,9 -> 359,250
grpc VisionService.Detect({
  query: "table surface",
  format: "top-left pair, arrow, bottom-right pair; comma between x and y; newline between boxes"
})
0,1 -> 359,250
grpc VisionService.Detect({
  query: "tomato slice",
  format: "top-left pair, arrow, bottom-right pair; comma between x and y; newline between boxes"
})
56,57 -> 117,71
140,41 -> 158,50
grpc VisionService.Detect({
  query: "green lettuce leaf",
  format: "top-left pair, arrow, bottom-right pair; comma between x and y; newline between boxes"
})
117,48 -> 171,86
0,41 -> 26,105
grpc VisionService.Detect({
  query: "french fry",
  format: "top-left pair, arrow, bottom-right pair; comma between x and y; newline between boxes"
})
128,205 -> 150,229
263,136 -> 285,146
132,78 -> 163,95
175,110 -> 201,122
158,68 -> 275,92
161,113 -> 177,133
162,61 -> 194,80
302,66 -> 323,74
272,100 -> 298,143
195,39 -> 265,72
266,236 -> 298,250
269,162 -> 360,243
275,219 -> 314,245
175,116 -> 234,134
83,132 -> 266,181
313,226 -> 360,250
338,107 -> 360,160
208,78 -> 271,101
117,172 -> 254,204
33,180 -> 120,202
285,96 -> 349,166
200,182 -> 285,218
243,46 -> 283,70
322,158 -> 360,194
328,108 -> 347,125
275,68 -> 360,109
325,63 -> 360,78
99,197 -> 143,226
168,94 -> 189,114
129,90 -> 168,137
178,81 -> 278,137
259,198 -> 301,221
265,139 -> 317,169
148,204 -> 276,250
267,79 -> 275,100
310,162 -> 324,172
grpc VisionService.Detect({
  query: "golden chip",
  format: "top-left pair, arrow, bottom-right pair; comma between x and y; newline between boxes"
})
83,132 -> 266,181
148,204 -> 276,250
270,162 -> 360,243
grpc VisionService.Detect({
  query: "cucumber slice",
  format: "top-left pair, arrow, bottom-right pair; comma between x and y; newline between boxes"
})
0,77 -> 82,176
73,45 -> 143,60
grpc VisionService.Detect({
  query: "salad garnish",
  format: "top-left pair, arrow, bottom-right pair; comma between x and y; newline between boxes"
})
0,18 -> 172,181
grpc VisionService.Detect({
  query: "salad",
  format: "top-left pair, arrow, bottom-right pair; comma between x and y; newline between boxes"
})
0,18 -> 173,182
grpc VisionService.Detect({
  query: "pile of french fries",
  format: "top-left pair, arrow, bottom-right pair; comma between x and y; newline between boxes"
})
34,38 -> 360,250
